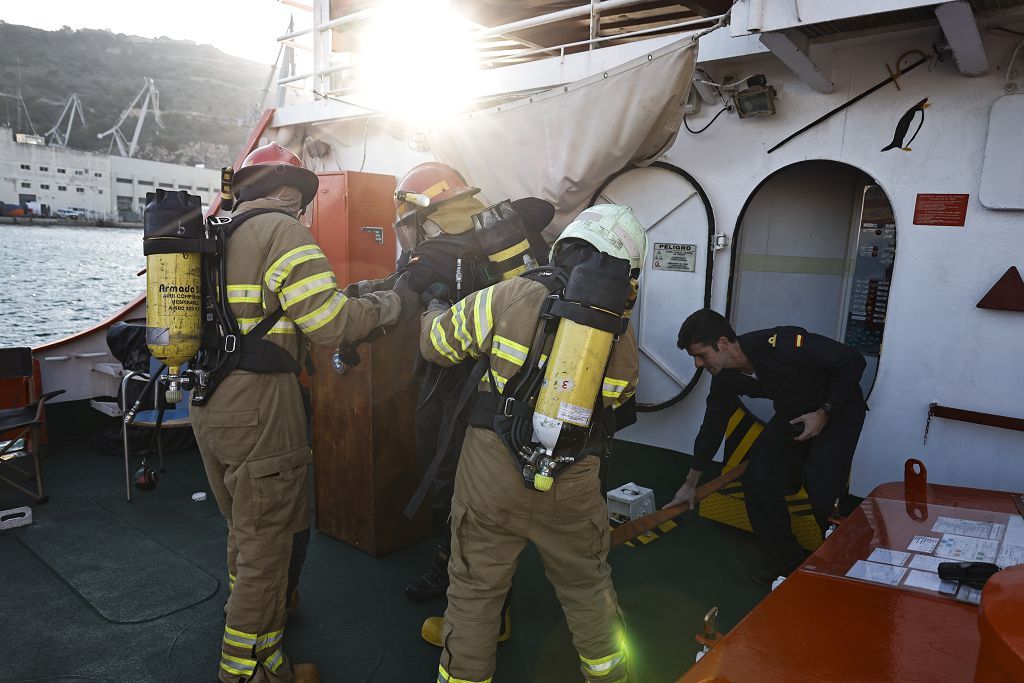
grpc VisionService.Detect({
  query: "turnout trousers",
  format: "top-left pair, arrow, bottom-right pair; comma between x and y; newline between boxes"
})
439,427 -> 628,683
192,371 -> 312,683
742,400 -> 867,568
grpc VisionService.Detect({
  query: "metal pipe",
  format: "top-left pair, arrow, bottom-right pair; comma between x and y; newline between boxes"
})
483,14 -> 721,66
277,7 -> 376,41
476,0 -> 659,39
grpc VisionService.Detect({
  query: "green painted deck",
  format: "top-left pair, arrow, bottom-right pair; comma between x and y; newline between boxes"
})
0,406 -> 768,682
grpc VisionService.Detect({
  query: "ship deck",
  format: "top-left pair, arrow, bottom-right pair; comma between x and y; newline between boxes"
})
1,404 -> 769,682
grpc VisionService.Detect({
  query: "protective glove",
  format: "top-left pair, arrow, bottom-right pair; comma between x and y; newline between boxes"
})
420,282 -> 450,308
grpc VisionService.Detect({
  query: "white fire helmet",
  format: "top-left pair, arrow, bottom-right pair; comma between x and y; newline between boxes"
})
550,204 -> 648,272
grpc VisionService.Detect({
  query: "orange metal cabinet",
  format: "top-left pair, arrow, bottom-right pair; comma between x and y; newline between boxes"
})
680,481 -> 1022,683
307,171 -> 431,556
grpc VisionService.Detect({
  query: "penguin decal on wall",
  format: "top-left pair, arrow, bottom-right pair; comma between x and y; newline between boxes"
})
881,97 -> 930,151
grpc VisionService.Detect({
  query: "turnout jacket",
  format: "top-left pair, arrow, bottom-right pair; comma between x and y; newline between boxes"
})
224,198 -> 402,363
691,326 -> 866,471
420,277 -> 639,410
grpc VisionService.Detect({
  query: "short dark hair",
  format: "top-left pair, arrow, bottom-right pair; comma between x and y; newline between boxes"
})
677,309 -> 737,350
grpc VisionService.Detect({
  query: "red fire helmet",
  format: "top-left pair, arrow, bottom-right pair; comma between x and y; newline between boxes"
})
394,161 -> 479,226
233,141 -> 319,208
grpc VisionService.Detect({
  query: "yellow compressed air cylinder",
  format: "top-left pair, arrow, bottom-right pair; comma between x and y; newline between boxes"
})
146,251 -> 202,382
530,318 -> 615,488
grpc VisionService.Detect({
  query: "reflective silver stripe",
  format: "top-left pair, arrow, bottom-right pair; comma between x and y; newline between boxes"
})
279,272 -> 337,309
294,291 -> 348,333
255,629 -> 284,651
236,316 -> 298,335
473,286 -> 494,345
430,318 -> 461,363
264,647 -> 285,673
220,654 -> 257,676
601,377 -> 629,398
452,300 -> 473,353
265,244 -> 327,292
492,335 -> 528,366
580,651 -> 625,676
227,284 -> 262,304
223,625 -> 257,646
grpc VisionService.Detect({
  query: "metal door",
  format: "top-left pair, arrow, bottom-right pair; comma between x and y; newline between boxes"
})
591,162 -> 714,410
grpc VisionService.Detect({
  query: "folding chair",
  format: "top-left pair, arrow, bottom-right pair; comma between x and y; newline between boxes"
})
120,357 -> 191,502
0,347 -> 65,504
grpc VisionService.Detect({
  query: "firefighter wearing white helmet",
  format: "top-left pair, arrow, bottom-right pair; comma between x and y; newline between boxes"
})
419,204 -> 645,683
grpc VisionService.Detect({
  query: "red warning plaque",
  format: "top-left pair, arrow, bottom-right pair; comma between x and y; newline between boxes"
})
913,194 -> 969,226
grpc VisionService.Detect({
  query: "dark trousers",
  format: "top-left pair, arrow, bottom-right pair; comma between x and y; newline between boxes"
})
742,401 -> 866,567
415,362 -> 473,549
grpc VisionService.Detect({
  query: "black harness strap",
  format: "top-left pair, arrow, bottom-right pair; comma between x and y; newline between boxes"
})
403,355 -> 490,520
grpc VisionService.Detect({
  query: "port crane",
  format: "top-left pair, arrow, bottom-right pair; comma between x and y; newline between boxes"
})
97,78 -> 163,158
44,93 -> 85,148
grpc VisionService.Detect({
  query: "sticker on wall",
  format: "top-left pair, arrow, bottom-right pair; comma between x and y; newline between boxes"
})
913,194 -> 969,227
652,243 -> 697,272
881,98 -> 930,152
977,266 -> 1024,312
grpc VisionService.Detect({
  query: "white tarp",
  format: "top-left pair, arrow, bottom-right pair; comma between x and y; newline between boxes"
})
427,38 -> 698,238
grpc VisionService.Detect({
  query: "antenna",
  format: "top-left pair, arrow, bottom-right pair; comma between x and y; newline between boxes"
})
96,78 -> 164,158
44,94 -> 86,148
0,92 -> 38,136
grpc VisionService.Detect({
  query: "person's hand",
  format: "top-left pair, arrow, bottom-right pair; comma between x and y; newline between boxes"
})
420,282 -> 450,308
791,409 -> 828,442
665,480 -> 697,510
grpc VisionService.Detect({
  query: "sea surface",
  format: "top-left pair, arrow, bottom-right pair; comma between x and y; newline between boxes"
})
0,224 -> 146,348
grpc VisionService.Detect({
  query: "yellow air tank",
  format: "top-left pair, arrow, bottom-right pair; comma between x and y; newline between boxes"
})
143,190 -> 205,403
528,252 -> 631,491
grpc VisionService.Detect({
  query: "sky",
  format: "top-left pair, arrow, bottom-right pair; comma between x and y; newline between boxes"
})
1,0 -> 298,65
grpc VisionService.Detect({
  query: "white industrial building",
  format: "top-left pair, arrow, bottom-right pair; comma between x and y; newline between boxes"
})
0,126 -> 219,220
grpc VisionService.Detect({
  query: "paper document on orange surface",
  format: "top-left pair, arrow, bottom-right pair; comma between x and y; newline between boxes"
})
904,569 -> 957,594
867,548 -> 910,566
846,559 -> 907,586
931,516 -> 1005,540
936,534 -> 999,563
907,535 -> 940,553
909,554 -> 945,572
996,517 -> 1024,568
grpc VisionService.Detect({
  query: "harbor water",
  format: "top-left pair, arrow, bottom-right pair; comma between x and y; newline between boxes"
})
0,224 -> 145,348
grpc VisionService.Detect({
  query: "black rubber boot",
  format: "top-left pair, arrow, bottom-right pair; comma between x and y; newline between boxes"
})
405,545 -> 450,602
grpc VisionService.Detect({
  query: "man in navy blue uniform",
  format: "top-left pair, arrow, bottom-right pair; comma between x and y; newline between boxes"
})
668,309 -> 867,584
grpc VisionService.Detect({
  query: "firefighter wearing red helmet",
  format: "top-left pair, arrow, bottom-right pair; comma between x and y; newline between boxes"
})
190,141 -> 418,683
392,161 -> 483,253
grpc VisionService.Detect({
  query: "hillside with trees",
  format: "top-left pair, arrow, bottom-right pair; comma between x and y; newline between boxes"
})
0,22 -> 270,166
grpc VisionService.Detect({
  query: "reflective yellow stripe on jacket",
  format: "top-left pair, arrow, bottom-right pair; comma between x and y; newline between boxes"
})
265,244 -> 328,292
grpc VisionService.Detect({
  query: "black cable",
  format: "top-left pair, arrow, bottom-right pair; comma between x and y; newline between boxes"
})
683,105 -> 732,134
989,26 -> 1024,37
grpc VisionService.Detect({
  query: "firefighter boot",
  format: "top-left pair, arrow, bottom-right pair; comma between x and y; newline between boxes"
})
421,600 -> 511,647
405,545 -> 450,602
293,663 -> 320,682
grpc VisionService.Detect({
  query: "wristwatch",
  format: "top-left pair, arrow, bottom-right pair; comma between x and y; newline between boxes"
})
820,402 -> 837,418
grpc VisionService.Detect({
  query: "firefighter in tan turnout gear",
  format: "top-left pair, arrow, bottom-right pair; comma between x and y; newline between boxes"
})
420,204 -> 647,683
190,142 -> 416,683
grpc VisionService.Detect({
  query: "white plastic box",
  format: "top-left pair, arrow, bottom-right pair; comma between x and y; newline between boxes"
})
606,482 -> 655,524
